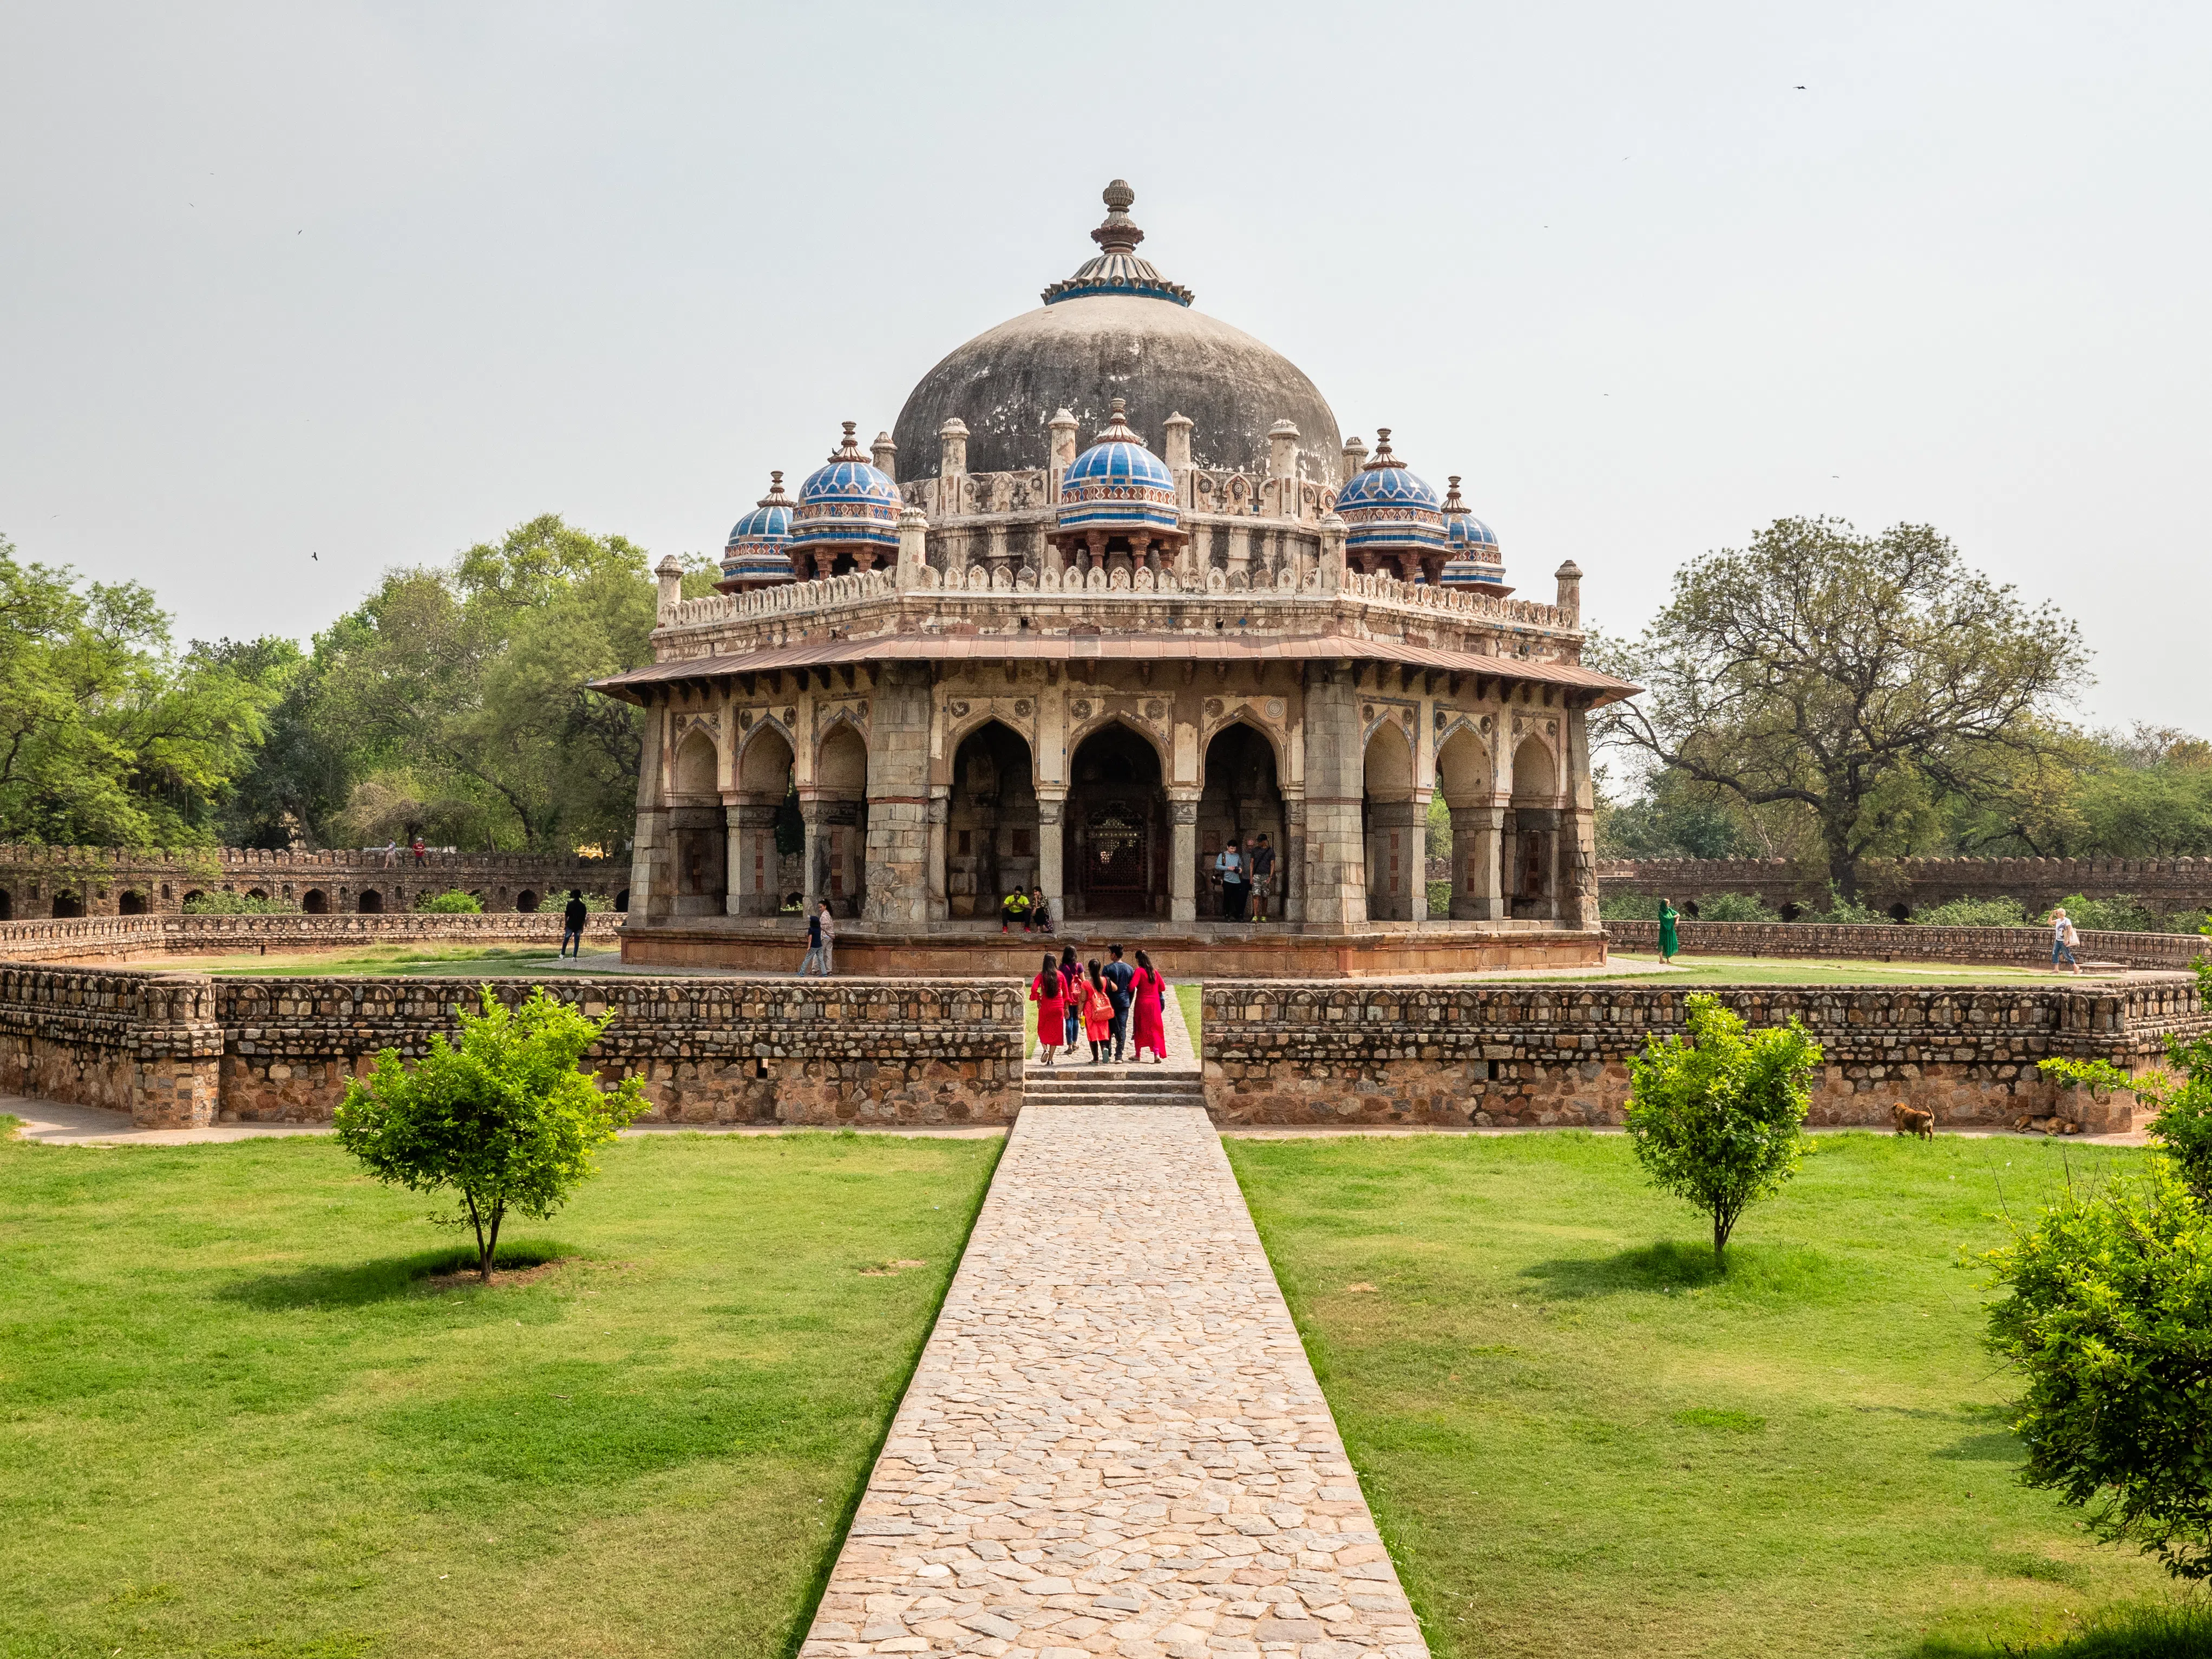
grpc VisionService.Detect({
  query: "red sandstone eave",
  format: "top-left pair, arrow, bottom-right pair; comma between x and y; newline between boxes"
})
586,633 -> 1641,707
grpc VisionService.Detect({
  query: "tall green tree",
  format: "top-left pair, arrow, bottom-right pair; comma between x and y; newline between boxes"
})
1595,518 -> 2087,899
0,536 -> 279,845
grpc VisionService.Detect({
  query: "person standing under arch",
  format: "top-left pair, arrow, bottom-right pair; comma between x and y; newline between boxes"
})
1247,834 -> 1275,923
1215,837 -> 1247,921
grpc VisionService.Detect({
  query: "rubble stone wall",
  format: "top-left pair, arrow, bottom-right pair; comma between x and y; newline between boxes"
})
1600,855 -> 2212,915
0,911 -> 623,964
1605,919 -> 2204,972
1201,977 -> 2211,1133
1,964 -> 1024,1129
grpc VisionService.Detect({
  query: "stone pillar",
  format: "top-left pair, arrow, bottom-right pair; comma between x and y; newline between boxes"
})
925,787 -> 950,922
1452,803 -> 1506,920
629,702 -> 673,922
1169,791 -> 1200,923
1268,419 -> 1300,482
1318,513 -> 1346,595
1300,665 -> 1366,926
727,801 -> 781,917
799,796 -> 824,916
1367,795 -> 1425,922
895,506 -> 928,591
1163,410 -> 1193,473
1339,435 -> 1367,488
654,555 -> 684,624
1037,789 -> 1066,924
1554,559 -> 1583,626
939,419 -> 968,481
872,430 -> 898,479
1048,409 -> 1078,498
1283,791 -> 1307,923
861,665 -> 933,925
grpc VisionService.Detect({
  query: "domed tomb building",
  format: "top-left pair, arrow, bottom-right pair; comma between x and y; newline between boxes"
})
594,183 -> 1635,976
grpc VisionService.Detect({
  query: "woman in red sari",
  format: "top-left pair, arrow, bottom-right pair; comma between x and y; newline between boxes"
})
1029,952 -> 1066,1065
1129,948 -> 1167,1064
1081,960 -> 1117,1063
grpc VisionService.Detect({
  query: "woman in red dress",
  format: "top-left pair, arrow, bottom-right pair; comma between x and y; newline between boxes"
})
1081,960 -> 1117,1063
1129,948 -> 1167,1064
1029,952 -> 1066,1065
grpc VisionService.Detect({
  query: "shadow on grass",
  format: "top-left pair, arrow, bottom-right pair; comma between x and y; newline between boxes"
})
1909,1595 -> 2212,1657
217,1237 -> 575,1309
1520,1238 -> 1845,1301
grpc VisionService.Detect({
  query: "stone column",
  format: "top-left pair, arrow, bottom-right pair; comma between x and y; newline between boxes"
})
799,795 -> 826,916
925,787 -> 950,922
861,665 -> 934,925
1452,802 -> 1506,920
1037,789 -> 1066,924
1282,791 -> 1307,923
1300,665 -> 1367,926
1366,795 -> 1425,922
629,701 -> 673,921
726,801 -> 781,917
1168,791 -> 1201,923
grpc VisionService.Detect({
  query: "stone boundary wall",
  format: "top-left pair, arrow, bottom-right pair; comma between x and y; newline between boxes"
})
0,963 -> 1025,1129
1605,919 -> 2206,972
1599,855 -> 2212,915
0,843 -> 625,920
1201,977 -> 2212,1132
0,910 -> 626,964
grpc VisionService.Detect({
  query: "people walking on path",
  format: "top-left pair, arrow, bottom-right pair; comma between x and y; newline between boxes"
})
1000,887 -> 1032,933
559,889 -> 587,958
1102,943 -> 1135,1061
1081,961 -> 1117,1063
410,835 -> 427,867
2050,906 -> 2081,974
1658,897 -> 1681,964
1029,952 -> 1067,1065
1248,834 -> 1275,922
799,900 -> 834,976
381,839 -> 397,868
1058,946 -> 1082,1050
1129,949 -> 1167,1063
1215,838 -> 1247,921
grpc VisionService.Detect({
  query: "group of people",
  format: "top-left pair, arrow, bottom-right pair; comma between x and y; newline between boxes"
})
1000,886 -> 1054,934
1028,943 -> 1170,1066
1210,833 -> 1275,922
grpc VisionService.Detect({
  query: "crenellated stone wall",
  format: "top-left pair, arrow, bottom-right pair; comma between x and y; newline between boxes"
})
1,965 -> 1025,1129
1200,977 -> 2212,1133
0,843 -> 626,921
1605,918 -> 2206,972
0,910 -> 624,964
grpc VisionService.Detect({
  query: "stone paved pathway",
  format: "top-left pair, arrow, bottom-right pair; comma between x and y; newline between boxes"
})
801,1099 -> 1429,1658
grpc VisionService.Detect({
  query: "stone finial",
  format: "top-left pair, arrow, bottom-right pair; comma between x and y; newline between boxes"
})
896,506 -> 930,592
939,417 -> 969,478
872,430 -> 898,476
1267,419 -> 1300,481
654,554 -> 685,621
1162,411 -> 1194,472
1366,428 -> 1400,469
1048,408 -> 1080,479
1554,559 -> 1583,623
1318,511 -> 1347,594
1094,179 -> 1142,252
1340,435 -> 1368,487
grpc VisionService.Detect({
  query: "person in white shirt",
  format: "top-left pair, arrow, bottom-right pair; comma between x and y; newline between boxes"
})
2049,907 -> 2080,974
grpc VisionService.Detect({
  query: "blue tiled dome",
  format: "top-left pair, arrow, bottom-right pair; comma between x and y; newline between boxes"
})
719,471 -> 798,589
789,423 -> 901,554
1439,474 -> 1509,591
1336,430 -> 1448,557
1057,399 -> 1181,541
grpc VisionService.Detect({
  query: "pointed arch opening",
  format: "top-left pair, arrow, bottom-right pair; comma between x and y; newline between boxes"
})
1435,724 -> 1496,919
669,724 -> 728,918
1362,720 -> 1418,922
811,722 -> 869,918
1200,721 -> 1286,922
1509,734 -> 1560,920
734,725 -> 797,917
946,721 -> 1039,920
1067,720 -> 1167,919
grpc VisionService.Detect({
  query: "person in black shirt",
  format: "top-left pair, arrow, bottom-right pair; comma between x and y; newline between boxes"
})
559,889 -> 588,957
1248,834 -> 1276,922
1102,943 -> 1135,1061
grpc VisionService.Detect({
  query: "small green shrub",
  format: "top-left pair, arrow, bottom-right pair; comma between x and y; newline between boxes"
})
1984,1157 -> 2212,1581
180,891 -> 295,915
1913,896 -> 2031,928
1426,878 -> 1452,918
1624,992 -> 1824,1263
2043,961 -> 2212,1201
1694,891 -> 1779,923
414,890 -> 483,914
1808,887 -> 1886,924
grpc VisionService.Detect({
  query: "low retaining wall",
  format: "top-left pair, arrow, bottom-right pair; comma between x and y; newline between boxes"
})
1605,918 -> 2204,972
1200,977 -> 2212,1132
1,965 -> 1024,1129
1600,855 -> 2212,915
0,910 -> 624,964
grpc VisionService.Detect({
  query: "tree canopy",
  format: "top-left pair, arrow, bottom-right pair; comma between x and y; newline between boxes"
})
1595,518 -> 2090,897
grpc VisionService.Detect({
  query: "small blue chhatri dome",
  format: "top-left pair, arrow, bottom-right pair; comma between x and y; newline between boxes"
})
1440,474 -> 1511,593
1056,399 -> 1182,541
1336,430 -> 1449,562
719,471 -> 797,590
788,423 -> 901,557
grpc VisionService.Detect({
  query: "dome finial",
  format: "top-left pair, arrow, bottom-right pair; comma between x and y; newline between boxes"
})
1043,180 -> 1194,308
830,421 -> 864,461
1365,428 -> 1401,469
1094,180 -> 1142,253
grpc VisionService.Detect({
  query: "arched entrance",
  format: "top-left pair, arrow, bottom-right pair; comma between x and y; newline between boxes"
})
119,890 -> 148,916
945,721 -> 1039,919
303,889 -> 329,915
1435,726 -> 1497,919
358,889 -> 385,914
1200,723 -> 1286,921
1363,721 -> 1418,922
52,891 -> 84,918
1067,723 -> 1166,918
1508,734 -> 1559,920
734,726 -> 796,917
812,723 -> 868,918
669,727 -> 727,918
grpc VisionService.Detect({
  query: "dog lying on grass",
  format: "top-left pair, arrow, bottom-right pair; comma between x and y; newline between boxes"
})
2012,1113 -> 2082,1136
1892,1102 -> 1936,1139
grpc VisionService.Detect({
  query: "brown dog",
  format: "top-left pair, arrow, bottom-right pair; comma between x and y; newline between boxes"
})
1893,1102 -> 1936,1140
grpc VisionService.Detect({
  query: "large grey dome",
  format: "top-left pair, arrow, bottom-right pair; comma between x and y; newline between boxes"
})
892,184 -> 1343,484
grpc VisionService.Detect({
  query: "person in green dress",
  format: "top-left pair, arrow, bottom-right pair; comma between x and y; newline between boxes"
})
1658,898 -> 1681,963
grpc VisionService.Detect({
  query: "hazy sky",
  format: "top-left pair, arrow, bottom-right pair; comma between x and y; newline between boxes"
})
3,2 -> 2206,732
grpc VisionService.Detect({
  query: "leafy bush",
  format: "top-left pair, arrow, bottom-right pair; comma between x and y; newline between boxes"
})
1426,878 -> 1452,918
2059,893 -> 2162,935
2043,961 -> 2212,1201
335,986 -> 649,1280
1984,1158 -> 2212,1580
1624,992 -> 1824,1263
180,890 -> 295,915
1912,896 -> 2030,928
414,890 -> 483,914
1808,887 -> 1886,924
1599,891 -> 1667,922
1693,891 -> 1779,923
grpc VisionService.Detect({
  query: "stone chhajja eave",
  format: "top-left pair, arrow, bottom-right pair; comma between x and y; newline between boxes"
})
590,626 -> 1637,705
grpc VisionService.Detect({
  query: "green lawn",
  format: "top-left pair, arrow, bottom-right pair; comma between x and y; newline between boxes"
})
1225,1131 -> 2182,1659
0,1124 -> 1000,1658
1175,981 -> 1203,1044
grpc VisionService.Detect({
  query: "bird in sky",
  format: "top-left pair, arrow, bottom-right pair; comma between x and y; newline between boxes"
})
311,551 -> 318,561
1796,84 -> 1807,90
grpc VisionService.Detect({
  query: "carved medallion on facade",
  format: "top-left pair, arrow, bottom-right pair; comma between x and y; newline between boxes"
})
1070,699 -> 1092,719
1144,699 -> 1166,721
